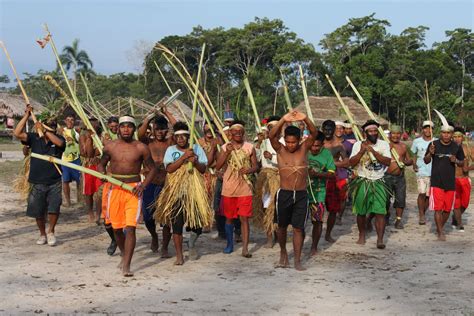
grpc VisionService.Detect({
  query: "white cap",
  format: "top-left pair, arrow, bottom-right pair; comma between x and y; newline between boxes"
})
422,120 -> 434,128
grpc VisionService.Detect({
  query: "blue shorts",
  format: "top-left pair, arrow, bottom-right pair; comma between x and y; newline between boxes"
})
142,183 -> 162,224
61,158 -> 81,183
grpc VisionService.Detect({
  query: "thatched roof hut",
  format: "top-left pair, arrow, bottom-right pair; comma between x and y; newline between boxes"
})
294,96 -> 388,127
98,97 -> 204,124
0,92 -> 45,117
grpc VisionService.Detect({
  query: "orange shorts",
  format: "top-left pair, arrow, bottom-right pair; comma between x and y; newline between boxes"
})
102,182 -> 141,229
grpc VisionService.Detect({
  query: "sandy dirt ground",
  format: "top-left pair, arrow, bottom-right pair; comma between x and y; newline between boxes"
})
0,157 -> 473,315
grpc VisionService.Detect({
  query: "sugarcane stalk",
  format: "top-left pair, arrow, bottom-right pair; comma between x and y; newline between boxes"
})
42,24 -> 103,154
79,73 -> 108,135
243,78 -> 267,152
279,67 -> 293,111
325,74 -> 377,163
154,60 -> 173,94
31,153 -> 134,192
345,76 -> 404,168
0,41 -> 44,137
188,43 -> 206,171
298,65 -> 315,123
273,87 -> 279,115
129,97 -> 138,140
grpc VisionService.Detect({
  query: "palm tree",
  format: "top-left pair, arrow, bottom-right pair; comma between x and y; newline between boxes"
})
59,39 -> 93,92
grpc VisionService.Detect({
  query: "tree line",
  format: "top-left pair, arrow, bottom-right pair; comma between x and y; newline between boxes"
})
2,14 -> 472,131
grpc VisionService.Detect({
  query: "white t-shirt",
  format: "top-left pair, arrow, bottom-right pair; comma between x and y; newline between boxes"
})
256,138 -> 285,169
350,140 -> 391,180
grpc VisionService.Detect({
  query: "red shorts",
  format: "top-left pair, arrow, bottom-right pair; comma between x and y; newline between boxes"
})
83,165 -> 102,195
454,177 -> 471,209
325,178 -> 347,213
429,187 -> 455,212
222,196 -> 253,219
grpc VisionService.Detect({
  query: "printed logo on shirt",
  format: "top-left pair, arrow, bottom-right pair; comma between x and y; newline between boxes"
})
172,151 -> 182,162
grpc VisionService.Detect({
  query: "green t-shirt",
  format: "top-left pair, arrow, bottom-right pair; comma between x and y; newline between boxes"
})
307,148 -> 336,203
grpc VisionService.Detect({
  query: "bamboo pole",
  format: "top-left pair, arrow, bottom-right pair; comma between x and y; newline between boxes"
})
425,80 -> 433,141
188,43 -> 206,171
0,41 -> 43,137
243,78 -> 263,131
42,24 -> 102,154
31,153 -> 134,192
154,61 -> 173,94
279,67 -> 293,111
79,73 -> 108,134
345,76 -> 404,168
298,65 -> 315,123
273,87 -> 279,115
325,74 -> 376,163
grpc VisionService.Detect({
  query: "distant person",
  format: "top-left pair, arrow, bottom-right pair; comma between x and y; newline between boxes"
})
60,114 -> 81,207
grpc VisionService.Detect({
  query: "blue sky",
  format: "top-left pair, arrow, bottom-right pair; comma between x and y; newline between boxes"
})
0,0 -> 472,78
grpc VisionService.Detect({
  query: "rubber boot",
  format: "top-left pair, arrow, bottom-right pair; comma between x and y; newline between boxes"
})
188,231 -> 199,260
105,224 -> 117,256
223,224 -> 234,254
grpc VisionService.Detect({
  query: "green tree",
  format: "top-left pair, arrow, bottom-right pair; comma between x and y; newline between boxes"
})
59,39 -> 93,92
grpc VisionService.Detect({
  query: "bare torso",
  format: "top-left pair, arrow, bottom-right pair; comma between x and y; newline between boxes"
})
387,141 -> 407,176
277,145 -> 308,191
107,139 -> 146,183
456,144 -> 470,177
146,139 -> 172,185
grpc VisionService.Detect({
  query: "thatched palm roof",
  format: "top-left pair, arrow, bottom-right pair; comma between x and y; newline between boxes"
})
0,93 -> 45,117
98,97 -> 203,123
294,96 -> 388,127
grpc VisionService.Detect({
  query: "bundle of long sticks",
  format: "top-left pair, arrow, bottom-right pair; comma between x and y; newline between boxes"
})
298,65 -> 315,123
279,67 -> 293,111
345,76 -> 404,169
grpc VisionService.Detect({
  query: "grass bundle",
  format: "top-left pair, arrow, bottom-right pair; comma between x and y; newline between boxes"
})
253,168 -> 280,233
345,76 -> 404,169
154,165 -> 213,228
13,155 -> 31,199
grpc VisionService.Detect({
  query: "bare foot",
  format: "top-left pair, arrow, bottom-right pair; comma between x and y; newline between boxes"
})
174,257 -> 184,265
376,240 -> 386,249
437,234 -> 446,241
263,239 -> 274,249
150,237 -> 159,253
310,248 -> 317,257
356,236 -> 366,245
122,270 -> 134,277
275,251 -> 290,268
241,251 -> 252,258
325,235 -> 336,243
160,249 -> 172,258
294,262 -> 306,271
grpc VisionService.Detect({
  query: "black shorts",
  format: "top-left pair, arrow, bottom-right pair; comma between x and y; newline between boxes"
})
384,173 -> 406,209
26,182 -> 62,218
275,189 -> 309,229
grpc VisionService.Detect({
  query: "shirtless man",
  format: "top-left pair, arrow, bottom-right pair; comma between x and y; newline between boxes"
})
138,107 -> 176,256
321,120 -> 349,242
269,110 -> 317,271
79,118 -> 102,223
98,115 -> 158,277
383,125 -> 413,229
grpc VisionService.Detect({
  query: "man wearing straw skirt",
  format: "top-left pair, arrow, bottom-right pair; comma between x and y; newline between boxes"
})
269,110 -> 317,271
98,115 -> 158,277
60,114 -> 81,207
349,120 -> 391,249
254,116 -> 281,248
159,122 -> 208,264
216,120 -> 258,258
14,105 -> 65,246
138,108 -> 176,256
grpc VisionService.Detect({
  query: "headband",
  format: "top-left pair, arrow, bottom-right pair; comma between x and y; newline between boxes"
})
335,121 -> 345,127
453,131 -> 464,137
267,120 -> 279,126
174,130 -> 190,136
118,116 -> 136,126
440,125 -> 454,132
222,126 -> 230,132
364,124 -> 378,131
230,124 -> 245,130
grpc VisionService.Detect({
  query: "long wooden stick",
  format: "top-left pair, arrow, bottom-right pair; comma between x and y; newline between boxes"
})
31,153 -> 134,192
0,41 -> 44,137
345,76 -> 404,168
243,78 -> 262,131
42,24 -> 103,154
425,80 -> 433,141
279,67 -> 293,111
273,87 -> 278,115
154,61 -> 173,94
325,74 -> 376,163
298,65 -> 315,123
188,43 -> 206,170
79,73 -> 108,134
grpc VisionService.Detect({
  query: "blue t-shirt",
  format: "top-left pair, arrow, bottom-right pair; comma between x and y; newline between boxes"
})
163,144 -> 208,169
411,137 -> 437,177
